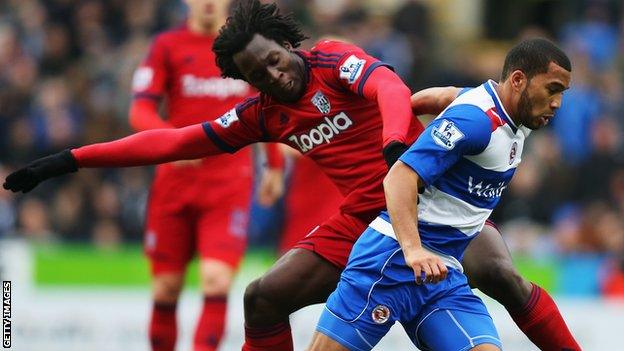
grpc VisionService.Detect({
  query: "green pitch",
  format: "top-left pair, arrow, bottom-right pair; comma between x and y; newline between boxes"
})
33,244 -> 556,292
34,244 -> 277,287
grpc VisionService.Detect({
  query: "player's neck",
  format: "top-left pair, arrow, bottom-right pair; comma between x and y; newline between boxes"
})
187,18 -> 219,36
495,81 -> 521,126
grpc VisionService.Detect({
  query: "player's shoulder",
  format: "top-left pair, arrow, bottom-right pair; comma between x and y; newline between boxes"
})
438,85 -> 494,135
307,39 -> 370,84
233,94 -> 266,116
439,104 -> 490,131
446,83 -> 497,119
430,104 -> 491,151
310,39 -> 366,57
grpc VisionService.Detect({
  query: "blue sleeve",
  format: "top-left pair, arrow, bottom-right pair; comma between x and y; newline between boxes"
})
399,104 -> 491,186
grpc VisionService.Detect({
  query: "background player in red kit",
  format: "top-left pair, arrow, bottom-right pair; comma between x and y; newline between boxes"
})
278,148 -> 343,255
4,1 -> 580,351
128,1 -> 282,350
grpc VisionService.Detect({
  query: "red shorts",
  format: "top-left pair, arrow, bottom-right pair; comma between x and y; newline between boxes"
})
144,162 -> 252,275
294,211 -> 370,269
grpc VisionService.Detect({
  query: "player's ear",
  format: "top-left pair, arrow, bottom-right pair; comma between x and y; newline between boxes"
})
510,70 -> 526,91
283,41 -> 293,51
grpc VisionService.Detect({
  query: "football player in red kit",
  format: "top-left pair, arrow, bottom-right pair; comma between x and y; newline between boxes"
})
4,1 -> 580,350
128,1 -> 281,350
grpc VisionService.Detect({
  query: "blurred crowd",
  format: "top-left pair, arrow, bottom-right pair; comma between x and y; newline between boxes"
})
1,0 -> 624,294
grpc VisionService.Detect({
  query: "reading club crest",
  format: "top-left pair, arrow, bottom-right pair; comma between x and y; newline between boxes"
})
311,91 -> 331,115
371,305 -> 391,324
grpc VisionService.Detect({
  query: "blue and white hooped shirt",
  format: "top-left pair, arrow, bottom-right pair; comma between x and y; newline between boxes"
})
371,80 -> 531,271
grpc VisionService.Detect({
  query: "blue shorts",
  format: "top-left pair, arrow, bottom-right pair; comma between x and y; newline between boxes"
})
317,228 -> 501,351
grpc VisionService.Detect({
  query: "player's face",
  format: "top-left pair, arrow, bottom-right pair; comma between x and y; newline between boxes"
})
517,62 -> 570,130
185,0 -> 230,28
233,34 -> 306,103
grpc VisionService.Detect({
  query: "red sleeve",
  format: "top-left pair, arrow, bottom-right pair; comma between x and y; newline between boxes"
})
73,96 -> 268,168
71,124 -> 222,168
264,143 -> 284,169
74,84 -> 267,168
360,67 -> 412,146
317,40 -> 412,146
128,99 -> 174,131
200,96 -> 267,153
131,34 -> 168,102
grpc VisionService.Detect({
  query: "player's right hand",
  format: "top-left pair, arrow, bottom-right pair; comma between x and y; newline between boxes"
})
403,247 -> 448,285
3,150 -> 78,193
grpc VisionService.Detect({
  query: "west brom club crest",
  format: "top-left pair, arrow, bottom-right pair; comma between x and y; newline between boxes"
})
311,91 -> 331,115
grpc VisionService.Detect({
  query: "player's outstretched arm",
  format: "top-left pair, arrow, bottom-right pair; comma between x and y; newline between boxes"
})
383,161 -> 448,284
410,86 -> 460,116
3,123 -> 223,193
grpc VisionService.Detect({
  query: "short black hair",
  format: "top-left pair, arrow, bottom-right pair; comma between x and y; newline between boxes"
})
213,0 -> 308,80
501,38 -> 571,80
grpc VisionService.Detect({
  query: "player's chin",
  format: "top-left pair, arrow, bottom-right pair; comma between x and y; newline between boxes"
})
526,118 -> 546,130
538,119 -> 551,129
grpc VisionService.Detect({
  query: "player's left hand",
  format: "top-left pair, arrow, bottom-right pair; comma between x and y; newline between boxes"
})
403,247 -> 449,285
3,150 -> 78,193
257,168 -> 284,206
383,141 -> 408,168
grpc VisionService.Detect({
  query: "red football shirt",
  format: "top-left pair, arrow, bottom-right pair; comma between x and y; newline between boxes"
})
132,25 -> 254,177
202,40 -> 424,218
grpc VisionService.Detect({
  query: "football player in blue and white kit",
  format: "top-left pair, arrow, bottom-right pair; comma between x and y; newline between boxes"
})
307,38 -> 572,351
